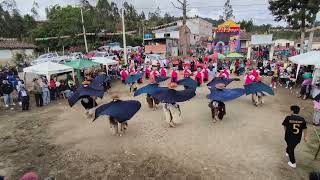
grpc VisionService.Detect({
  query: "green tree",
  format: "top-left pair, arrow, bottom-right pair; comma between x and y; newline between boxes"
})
31,0 -> 39,18
269,0 -> 320,53
223,0 -> 234,20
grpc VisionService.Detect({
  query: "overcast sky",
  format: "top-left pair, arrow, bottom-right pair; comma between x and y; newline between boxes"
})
13,0 -> 287,26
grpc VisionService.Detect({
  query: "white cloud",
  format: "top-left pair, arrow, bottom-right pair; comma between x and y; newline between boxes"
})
12,0 -> 286,25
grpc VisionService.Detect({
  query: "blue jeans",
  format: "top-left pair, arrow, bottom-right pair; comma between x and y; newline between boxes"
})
42,90 -> 50,105
3,94 -> 13,106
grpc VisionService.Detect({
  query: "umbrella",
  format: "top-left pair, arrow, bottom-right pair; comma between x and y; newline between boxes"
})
226,53 -> 244,58
134,83 -> 167,96
152,89 -> 196,103
68,85 -> 104,107
207,77 -> 239,88
90,75 -> 111,91
177,77 -> 197,90
125,73 -> 144,84
64,58 -> 99,70
93,100 -> 141,123
244,82 -> 275,95
207,88 -> 245,102
155,76 -> 170,83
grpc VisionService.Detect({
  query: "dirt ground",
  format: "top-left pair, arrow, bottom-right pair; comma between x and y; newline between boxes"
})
0,75 -> 320,180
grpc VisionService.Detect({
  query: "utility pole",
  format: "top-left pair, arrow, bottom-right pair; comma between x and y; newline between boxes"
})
80,7 -> 88,53
172,0 -> 189,56
122,8 -> 127,65
308,15 -> 317,52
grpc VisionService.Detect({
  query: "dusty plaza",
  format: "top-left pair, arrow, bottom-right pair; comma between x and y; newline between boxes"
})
0,77 -> 319,179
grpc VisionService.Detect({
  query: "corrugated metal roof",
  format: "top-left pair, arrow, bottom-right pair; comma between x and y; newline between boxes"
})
0,38 -> 36,49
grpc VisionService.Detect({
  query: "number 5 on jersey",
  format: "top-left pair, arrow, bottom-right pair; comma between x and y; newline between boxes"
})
293,124 -> 300,134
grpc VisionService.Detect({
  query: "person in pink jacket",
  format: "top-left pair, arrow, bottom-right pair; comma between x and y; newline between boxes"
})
183,67 -> 192,78
202,66 -> 209,82
194,68 -> 203,86
145,65 -> 151,79
151,68 -> 159,81
160,67 -> 167,77
120,67 -> 128,83
171,67 -> 178,82
136,67 -> 143,84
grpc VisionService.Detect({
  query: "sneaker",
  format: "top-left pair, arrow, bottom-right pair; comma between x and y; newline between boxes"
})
11,103 -> 16,106
288,162 -> 296,168
286,153 -> 289,157
5,105 -> 9,108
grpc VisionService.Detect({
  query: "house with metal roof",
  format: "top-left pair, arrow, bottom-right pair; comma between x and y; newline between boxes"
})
0,38 -> 36,64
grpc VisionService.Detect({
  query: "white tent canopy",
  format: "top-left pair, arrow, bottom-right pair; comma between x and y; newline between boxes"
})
289,51 -> 320,65
289,51 -> 320,79
23,61 -> 74,80
92,58 -> 118,66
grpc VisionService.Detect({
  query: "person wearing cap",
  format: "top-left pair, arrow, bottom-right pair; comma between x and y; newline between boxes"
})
194,67 -> 203,87
171,67 -> 178,83
109,94 -> 128,136
32,78 -> 43,107
1,79 -> 15,108
163,82 -> 182,127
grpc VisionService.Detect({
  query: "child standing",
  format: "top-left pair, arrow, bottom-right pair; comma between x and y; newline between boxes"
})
271,67 -> 279,88
18,85 -> 29,111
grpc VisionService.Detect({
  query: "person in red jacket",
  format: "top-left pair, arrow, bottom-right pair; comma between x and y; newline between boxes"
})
194,68 -> 203,86
145,65 -> 151,79
202,66 -> 209,82
171,67 -> 178,83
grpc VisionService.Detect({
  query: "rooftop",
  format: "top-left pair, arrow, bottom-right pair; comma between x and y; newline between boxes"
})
0,38 -> 36,49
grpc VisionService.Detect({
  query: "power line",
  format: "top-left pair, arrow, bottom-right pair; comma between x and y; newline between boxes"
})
134,3 -> 267,10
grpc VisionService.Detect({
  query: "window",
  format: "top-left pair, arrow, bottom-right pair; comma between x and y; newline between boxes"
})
297,44 -> 301,48
164,33 -> 170,38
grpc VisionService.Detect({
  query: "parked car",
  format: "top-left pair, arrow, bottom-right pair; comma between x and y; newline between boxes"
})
144,54 -> 169,67
31,53 -> 67,65
91,52 -> 119,61
68,52 -> 83,60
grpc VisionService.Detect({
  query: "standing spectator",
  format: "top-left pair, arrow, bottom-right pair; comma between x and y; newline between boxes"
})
313,100 -> 320,126
18,85 -> 29,111
1,79 -> 15,108
32,78 -> 43,107
49,78 -> 56,100
41,78 -> 50,105
299,72 -> 312,100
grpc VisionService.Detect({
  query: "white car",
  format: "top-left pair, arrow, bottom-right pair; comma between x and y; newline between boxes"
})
68,52 -> 83,60
144,54 -> 168,67
31,53 -> 67,65
91,52 -> 118,61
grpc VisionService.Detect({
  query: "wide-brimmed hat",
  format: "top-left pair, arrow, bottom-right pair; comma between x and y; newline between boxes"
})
82,80 -> 91,85
111,93 -> 120,100
215,83 -> 226,90
168,82 -> 178,89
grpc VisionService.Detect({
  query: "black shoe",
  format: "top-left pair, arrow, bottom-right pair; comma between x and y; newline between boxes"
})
313,123 -> 320,126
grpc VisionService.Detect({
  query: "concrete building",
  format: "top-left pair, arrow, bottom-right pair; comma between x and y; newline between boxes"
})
144,26 -> 191,56
176,18 -> 212,46
273,39 -> 295,49
295,37 -> 320,50
0,38 -> 36,64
